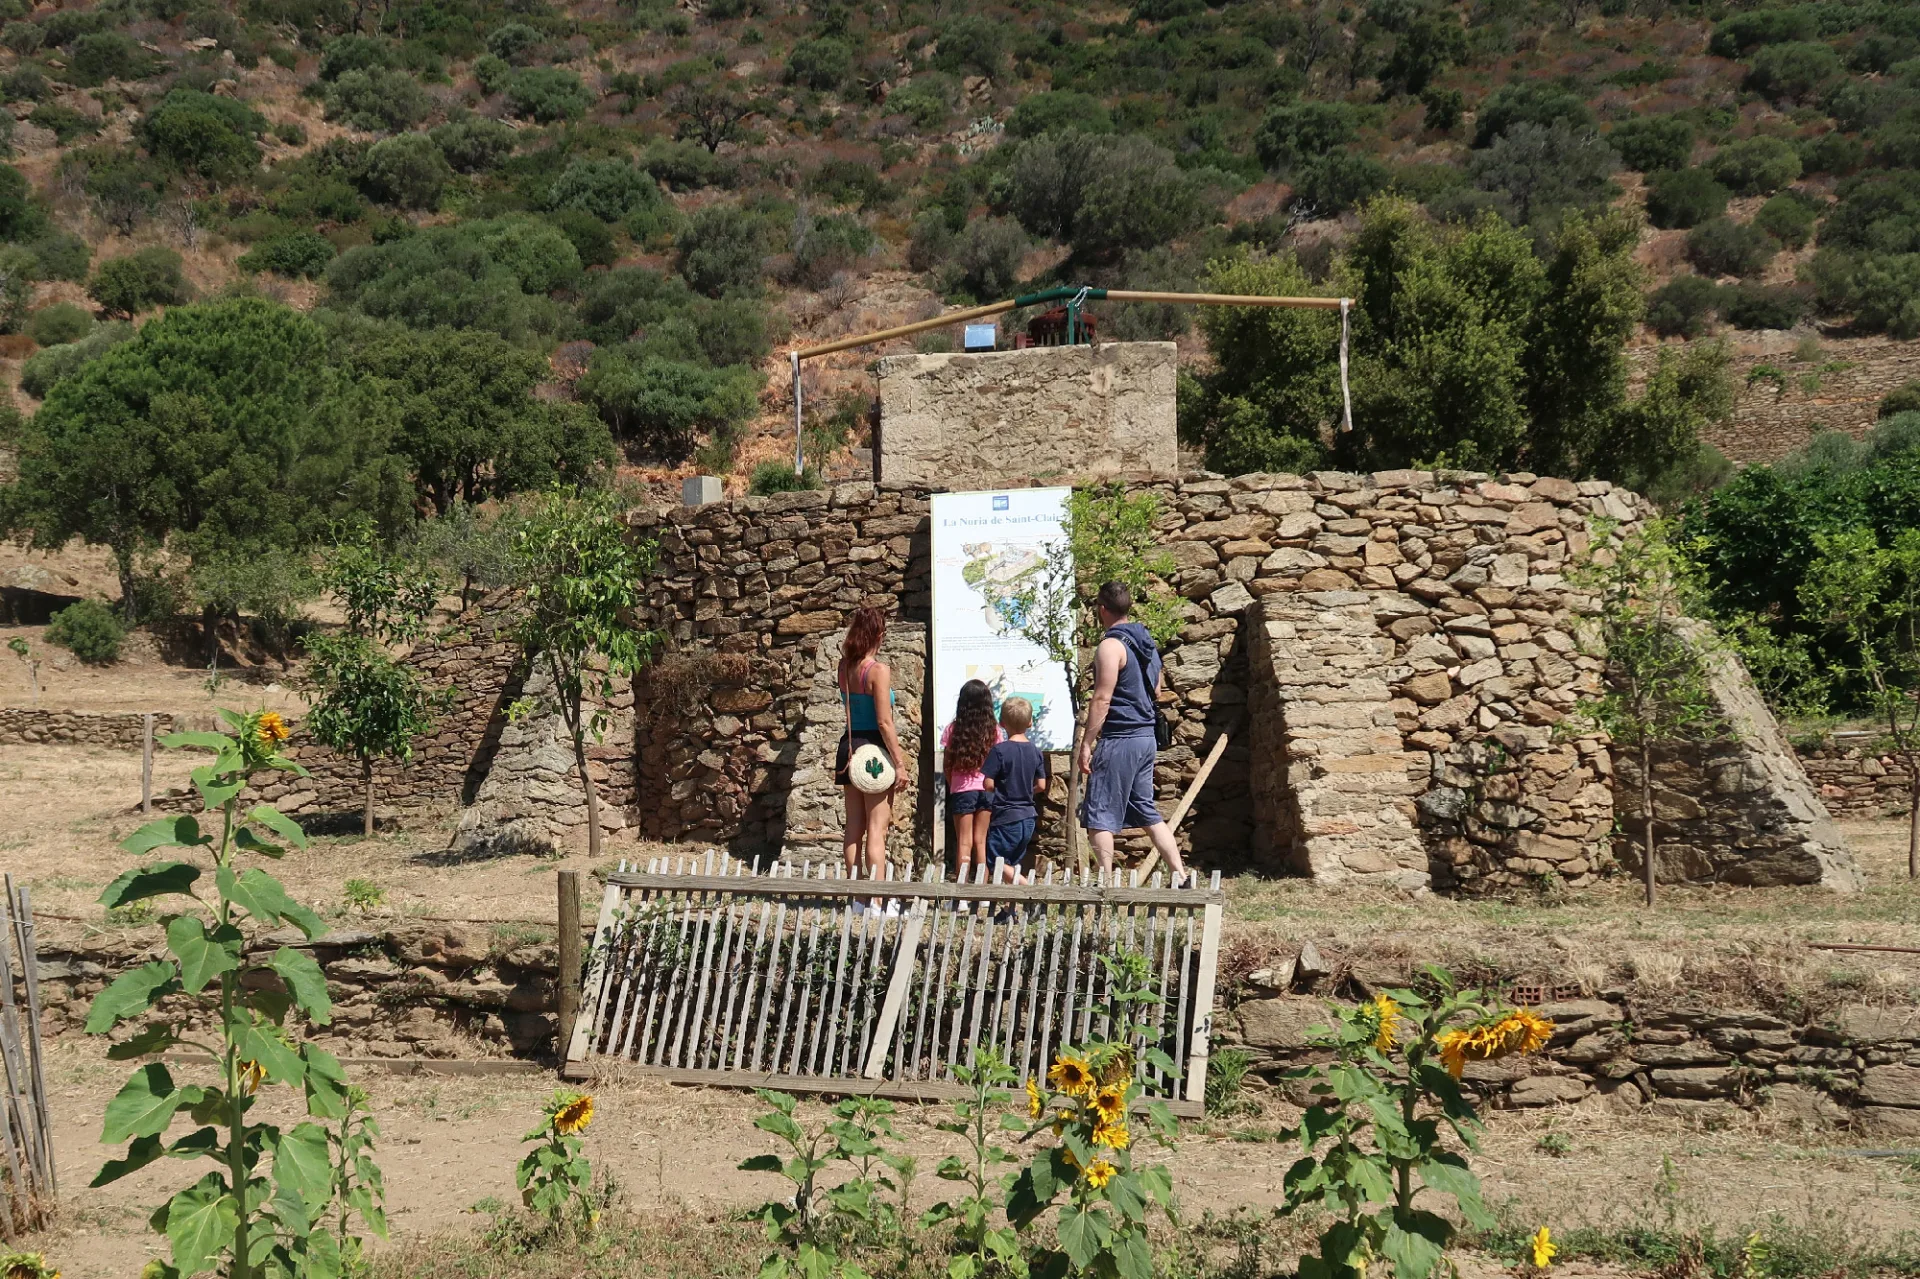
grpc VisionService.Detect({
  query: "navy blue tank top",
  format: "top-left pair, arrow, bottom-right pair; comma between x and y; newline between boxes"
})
1100,621 -> 1161,740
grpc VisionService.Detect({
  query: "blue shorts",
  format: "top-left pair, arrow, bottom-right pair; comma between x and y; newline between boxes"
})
948,787 -> 991,816
1079,732 -> 1162,833
986,818 -> 1035,870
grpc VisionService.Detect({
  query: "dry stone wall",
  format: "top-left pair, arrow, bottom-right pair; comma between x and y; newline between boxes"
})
1798,740 -> 1915,818
0,708 -> 183,748
603,469 -> 1848,893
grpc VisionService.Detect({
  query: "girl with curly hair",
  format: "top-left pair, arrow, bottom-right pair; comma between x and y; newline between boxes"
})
940,679 -> 1003,894
837,607 -> 905,915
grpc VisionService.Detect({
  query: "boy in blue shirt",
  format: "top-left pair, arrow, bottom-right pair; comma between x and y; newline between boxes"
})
981,697 -> 1049,884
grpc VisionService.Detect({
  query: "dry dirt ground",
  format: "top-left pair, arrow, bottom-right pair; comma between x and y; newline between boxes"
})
4,651 -> 1920,1274
25,1032 -> 1920,1279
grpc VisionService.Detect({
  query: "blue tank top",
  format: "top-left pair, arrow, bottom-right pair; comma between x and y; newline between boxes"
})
843,658 -> 895,732
1100,622 -> 1160,740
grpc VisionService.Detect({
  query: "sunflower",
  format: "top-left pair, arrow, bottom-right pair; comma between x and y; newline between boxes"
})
1531,1225 -> 1556,1268
1093,1119 -> 1131,1150
1096,1048 -> 1133,1088
1025,1077 -> 1044,1120
1435,1029 -> 1470,1079
254,711 -> 291,746
552,1092 -> 595,1135
237,1059 -> 267,1095
1084,1158 -> 1117,1189
1048,1054 -> 1095,1097
1369,994 -> 1402,1052
1505,1009 -> 1554,1055
1092,1085 -> 1127,1124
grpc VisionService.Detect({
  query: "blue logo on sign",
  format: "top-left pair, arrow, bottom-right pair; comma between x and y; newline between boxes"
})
992,495 -> 1009,511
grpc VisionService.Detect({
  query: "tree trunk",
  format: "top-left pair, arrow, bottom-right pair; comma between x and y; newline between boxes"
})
574,722 -> 602,860
363,757 -> 375,840
114,543 -> 137,623
1641,742 -> 1657,907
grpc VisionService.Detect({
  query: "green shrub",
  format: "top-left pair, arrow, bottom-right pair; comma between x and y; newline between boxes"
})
806,157 -> 889,210
1646,274 -> 1719,338
274,120 -> 307,146
485,21 -> 543,64
1708,136 -> 1801,196
0,22 -> 39,56
319,33 -> 393,81
677,203 -> 767,297
1744,41 -> 1845,104
544,208 -> 616,268
1254,100 -> 1356,170
141,89 -> 266,183
17,321 -> 131,397
1294,149 -> 1391,218
945,215 -> 1027,299
575,348 -> 762,460
1879,380 -> 1920,419
908,211 -> 952,271
887,75 -> 958,130
473,53 -> 512,96
1610,115 -> 1693,173
506,67 -> 592,122
785,37 -> 853,90
44,599 -> 124,664
27,102 -> 99,143
1645,169 -> 1729,229
361,132 -> 452,209
1710,8 -> 1817,58
69,32 -> 161,85
430,115 -> 515,173
324,217 -> 579,341
1808,248 -> 1920,337
1006,89 -> 1109,138
546,158 -> 660,222
639,139 -> 734,191
1754,192 -> 1819,248
1472,81 -> 1593,147
1872,117 -> 1920,170
237,231 -> 337,278
790,212 -> 873,287
749,460 -> 820,494
25,300 -> 90,346
1686,217 -> 1775,278
1004,132 -> 1210,253
1,66 -> 45,101
88,246 -> 191,318
0,162 -> 43,242
325,67 -> 431,132
1419,85 -> 1463,134
1718,282 -> 1811,330
30,230 -> 89,282
934,14 -> 1008,79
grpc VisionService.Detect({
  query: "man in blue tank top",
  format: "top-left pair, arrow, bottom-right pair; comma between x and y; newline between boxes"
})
1074,581 -> 1192,885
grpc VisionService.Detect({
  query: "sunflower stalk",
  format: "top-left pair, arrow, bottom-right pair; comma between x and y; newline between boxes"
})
1276,966 -> 1551,1279
516,1091 -> 598,1236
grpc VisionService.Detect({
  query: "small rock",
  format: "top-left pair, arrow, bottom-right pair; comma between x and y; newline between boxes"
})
1506,1075 -> 1590,1107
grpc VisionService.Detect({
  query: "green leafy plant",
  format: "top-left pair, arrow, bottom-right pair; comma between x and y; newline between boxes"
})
86,709 -> 385,1279
516,1090 -> 598,1234
739,1089 -> 911,1278
1206,1048 -> 1256,1119
45,598 -> 125,664
1568,518 -> 1729,904
922,1054 -> 1027,1279
8,636 -> 40,704
508,487 -> 660,858
1276,969 -> 1552,1279
339,879 -> 384,913
318,1078 -> 387,1275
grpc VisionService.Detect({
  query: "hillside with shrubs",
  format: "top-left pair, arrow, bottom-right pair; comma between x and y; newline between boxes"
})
0,0 -> 1918,640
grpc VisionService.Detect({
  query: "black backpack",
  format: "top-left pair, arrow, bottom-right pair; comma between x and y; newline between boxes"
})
1117,628 -> 1174,751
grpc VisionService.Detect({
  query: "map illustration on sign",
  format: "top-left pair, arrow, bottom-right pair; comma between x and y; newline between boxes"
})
931,489 -> 1074,754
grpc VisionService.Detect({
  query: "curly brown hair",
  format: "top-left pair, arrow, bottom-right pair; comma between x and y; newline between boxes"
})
945,679 -> 998,775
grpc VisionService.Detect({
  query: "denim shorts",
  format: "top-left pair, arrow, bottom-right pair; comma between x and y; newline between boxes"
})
1078,732 -> 1162,833
947,787 -> 991,816
985,818 -> 1035,870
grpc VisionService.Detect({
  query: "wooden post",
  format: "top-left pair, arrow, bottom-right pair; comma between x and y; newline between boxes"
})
1139,722 -> 1236,880
141,713 -> 154,816
555,871 -> 582,1065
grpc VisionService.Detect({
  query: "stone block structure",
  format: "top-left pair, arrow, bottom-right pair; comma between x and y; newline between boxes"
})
874,343 -> 1178,488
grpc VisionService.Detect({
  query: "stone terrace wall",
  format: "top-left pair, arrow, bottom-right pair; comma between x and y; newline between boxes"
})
1798,740 -> 1914,818
1628,335 -> 1920,464
0,708 -> 184,748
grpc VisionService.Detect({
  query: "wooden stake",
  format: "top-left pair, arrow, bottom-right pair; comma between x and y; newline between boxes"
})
555,871 -> 582,1064
142,713 -> 154,816
1139,723 -> 1236,879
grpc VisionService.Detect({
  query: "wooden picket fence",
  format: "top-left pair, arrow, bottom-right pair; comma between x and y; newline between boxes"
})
564,857 -> 1224,1117
0,876 -> 54,1239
